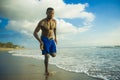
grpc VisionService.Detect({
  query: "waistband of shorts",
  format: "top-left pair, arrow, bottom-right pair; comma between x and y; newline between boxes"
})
41,36 -> 53,40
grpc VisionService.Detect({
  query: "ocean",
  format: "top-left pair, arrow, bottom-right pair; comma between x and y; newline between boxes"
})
8,47 -> 120,80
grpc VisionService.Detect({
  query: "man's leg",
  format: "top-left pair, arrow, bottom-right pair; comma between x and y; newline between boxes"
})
44,54 -> 49,75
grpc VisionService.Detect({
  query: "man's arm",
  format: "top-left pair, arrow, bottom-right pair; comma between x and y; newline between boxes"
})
54,20 -> 57,44
33,21 -> 43,44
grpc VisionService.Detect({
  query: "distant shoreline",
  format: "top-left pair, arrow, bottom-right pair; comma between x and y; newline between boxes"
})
0,47 -> 26,51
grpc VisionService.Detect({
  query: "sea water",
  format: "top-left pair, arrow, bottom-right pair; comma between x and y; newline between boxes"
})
8,47 -> 120,80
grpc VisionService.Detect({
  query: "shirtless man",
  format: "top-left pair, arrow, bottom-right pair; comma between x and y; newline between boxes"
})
33,7 -> 57,75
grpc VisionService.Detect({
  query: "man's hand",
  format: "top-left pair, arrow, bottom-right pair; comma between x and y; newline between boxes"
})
54,38 -> 57,44
40,41 -> 44,50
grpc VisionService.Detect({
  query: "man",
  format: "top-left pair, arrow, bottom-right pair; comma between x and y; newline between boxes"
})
33,7 -> 57,75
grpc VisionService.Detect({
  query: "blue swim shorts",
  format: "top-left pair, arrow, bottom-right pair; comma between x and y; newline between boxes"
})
41,36 -> 56,55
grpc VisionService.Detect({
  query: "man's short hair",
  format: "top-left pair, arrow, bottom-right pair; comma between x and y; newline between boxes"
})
46,7 -> 54,13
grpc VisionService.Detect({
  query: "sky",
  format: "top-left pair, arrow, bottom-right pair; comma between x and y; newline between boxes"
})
0,0 -> 120,48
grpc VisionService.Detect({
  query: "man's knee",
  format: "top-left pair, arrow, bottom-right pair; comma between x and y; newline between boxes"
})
50,53 -> 56,57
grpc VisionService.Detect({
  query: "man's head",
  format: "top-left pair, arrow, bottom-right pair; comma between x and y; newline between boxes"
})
46,7 -> 54,19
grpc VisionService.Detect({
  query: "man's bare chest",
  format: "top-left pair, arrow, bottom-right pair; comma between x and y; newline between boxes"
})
41,20 -> 55,30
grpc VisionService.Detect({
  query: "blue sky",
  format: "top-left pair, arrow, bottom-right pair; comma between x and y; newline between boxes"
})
0,0 -> 120,48
64,0 -> 120,32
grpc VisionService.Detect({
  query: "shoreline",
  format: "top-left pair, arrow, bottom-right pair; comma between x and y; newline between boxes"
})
0,48 -> 27,51
0,50 -> 104,80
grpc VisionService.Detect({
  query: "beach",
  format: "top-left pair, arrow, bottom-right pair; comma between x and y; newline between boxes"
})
0,50 -> 104,80
0,48 -> 26,51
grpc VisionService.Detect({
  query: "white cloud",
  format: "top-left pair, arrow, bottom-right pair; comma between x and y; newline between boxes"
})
100,26 -> 120,45
6,20 -> 38,36
81,25 -> 120,46
0,0 -> 95,21
1,0 -> 96,47
57,19 -> 77,34
57,19 -> 92,34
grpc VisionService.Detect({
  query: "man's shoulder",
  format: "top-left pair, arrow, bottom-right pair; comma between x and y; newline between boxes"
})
38,18 -> 46,25
40,18 -> 46,22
